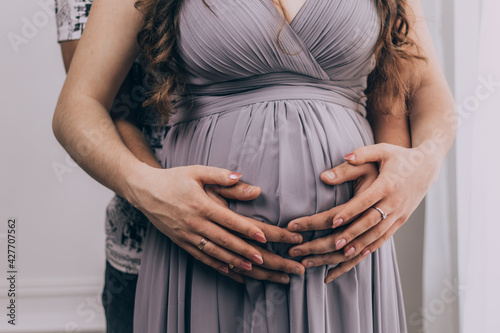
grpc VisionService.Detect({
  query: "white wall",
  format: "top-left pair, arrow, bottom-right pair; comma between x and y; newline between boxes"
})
0,1 -> 111,331
0,1 -> 448,332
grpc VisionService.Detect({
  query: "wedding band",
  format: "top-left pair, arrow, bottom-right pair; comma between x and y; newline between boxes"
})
197,238 -> 208,251
228,264 -> 234,270
371,206 -> 388,220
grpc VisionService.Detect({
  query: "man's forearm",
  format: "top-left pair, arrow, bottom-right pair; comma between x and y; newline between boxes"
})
58,40 -> 161,176
52,94 -> 147,200
369,112 -> 412,148
408,75 -> 457,171
114,118 -> 162,169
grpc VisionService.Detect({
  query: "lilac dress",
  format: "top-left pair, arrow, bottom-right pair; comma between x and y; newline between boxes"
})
134,0 -> 407,332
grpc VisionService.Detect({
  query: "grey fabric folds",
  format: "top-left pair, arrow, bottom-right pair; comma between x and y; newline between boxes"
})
134,0 -> 407,332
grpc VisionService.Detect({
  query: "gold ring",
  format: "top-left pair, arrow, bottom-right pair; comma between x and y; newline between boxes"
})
228,264 -> 234,270
197,238 -> 208,251
371,206 -> 387,220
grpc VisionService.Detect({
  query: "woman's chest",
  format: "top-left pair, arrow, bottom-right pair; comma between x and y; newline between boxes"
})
176,0 -> 380,84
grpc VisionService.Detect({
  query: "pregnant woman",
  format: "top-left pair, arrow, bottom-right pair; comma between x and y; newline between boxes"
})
137,0 -> 410,332
52,0 -> 457,332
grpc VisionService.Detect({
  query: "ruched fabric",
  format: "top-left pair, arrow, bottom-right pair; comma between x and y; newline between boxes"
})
134,1 -> 407,332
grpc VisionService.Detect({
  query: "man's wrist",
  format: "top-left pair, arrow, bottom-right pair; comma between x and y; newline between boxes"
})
412,140 -> 445,186
117,154 -> 153,209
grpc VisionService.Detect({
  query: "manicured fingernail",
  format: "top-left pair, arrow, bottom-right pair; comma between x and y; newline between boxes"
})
305,261 -> 314,268
362,249 -> 371,257
252,254 -> 263,264
336,238 -> 347,250
218,265 -> 229,274
240,261 -> 252,271
325,171 -> 335,181
229,172 -> 242,180
344,246 -> 355,257
292,249 -> 302,257
254,232 -> 267,243
344,153 -> 355,160
333,218 -> 343,228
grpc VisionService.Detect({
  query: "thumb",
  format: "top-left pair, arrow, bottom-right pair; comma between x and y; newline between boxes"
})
343,143 -> 389,165
210,182 -> 262,201
190,165 -> 242,186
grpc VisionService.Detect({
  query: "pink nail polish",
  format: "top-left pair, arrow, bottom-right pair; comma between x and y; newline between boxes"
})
362,249 -> 371,257
218,265 -> 229,274
344,247 -> 355,257
229,172 -> 242,180
254,232 -> 267,243
333,218 -> 343,228
336,238 -> 347,250
344,153 -> 355,161
252,254 -> 263,264
240,261 -> 252,271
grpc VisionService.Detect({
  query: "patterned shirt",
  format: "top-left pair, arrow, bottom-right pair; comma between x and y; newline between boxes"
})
55,0 -> 168,274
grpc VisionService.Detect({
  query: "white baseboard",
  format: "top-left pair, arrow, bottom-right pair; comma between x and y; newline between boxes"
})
0,277 -> 106,333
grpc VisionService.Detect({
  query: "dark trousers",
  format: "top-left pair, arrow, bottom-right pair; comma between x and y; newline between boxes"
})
101,261 -> 138,333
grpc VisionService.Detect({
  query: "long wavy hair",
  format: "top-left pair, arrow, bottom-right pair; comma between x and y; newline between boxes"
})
134,0 -> 426,122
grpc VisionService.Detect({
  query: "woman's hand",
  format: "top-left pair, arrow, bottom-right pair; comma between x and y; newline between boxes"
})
205,184 -> 306,283
287,143 -> 438,283
125,163 -> 304,283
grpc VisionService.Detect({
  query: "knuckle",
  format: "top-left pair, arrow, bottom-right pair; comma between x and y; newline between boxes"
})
216,234 -> 231,247
368,216 -> 380,228
239,246 -> 251,258
191,250 -> 202,261
301,216 -> 312,230
278,230 -> 288,242
204,244 -> 218,257
278,263 -> 288,272
267,272 -> 281,282
374,227 -> 385,239
359,197 -> 372,211
197,200 -> 212,217
383,177 -> 398,194
184,218 -> 198,232
381,233 -> 390,242
343,231 -> 355,243
220,215 -> 236,229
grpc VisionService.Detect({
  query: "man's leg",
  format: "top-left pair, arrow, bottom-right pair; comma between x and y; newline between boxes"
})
101,261 -> 138,333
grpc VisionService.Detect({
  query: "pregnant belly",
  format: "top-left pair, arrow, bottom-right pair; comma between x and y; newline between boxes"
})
162,99 -> 374,260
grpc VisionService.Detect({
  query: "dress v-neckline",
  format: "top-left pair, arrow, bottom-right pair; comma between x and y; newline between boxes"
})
288,0 -> 312,26
266,0 -> 313,27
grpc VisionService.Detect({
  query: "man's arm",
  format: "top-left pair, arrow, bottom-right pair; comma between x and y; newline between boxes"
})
369,112 -> 412,148
59,39 -> 161,169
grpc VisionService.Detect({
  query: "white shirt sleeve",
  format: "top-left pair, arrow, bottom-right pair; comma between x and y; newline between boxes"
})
55,0 -> 93,42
